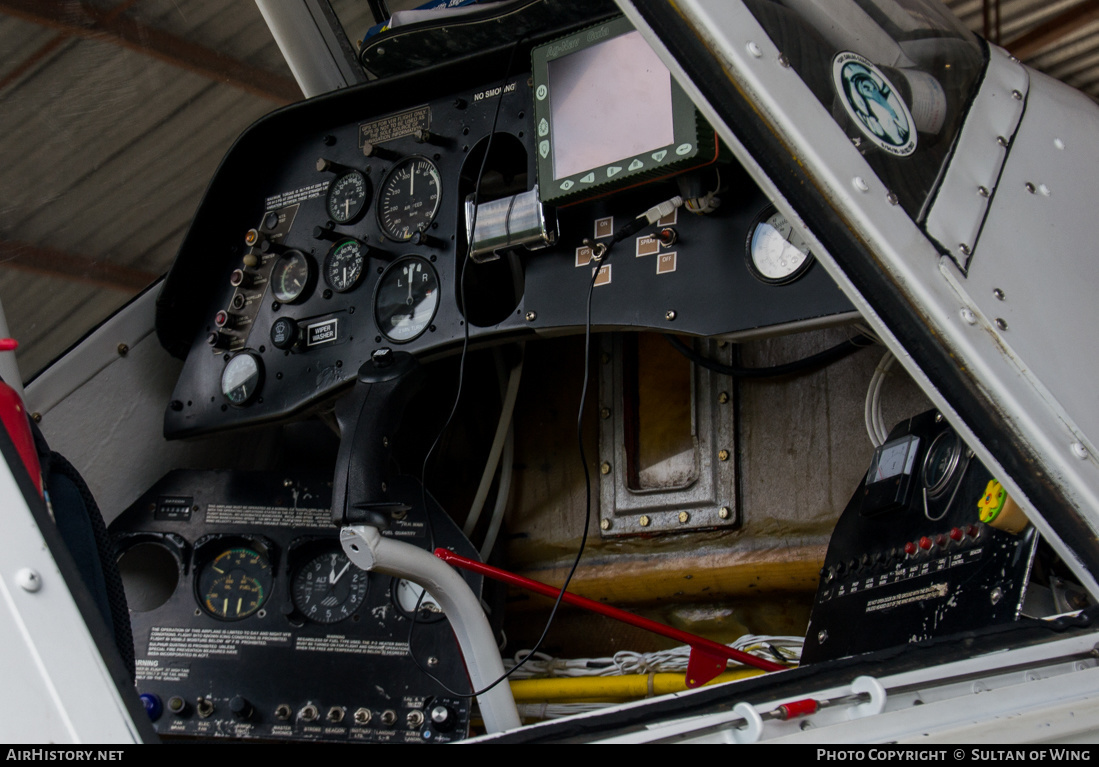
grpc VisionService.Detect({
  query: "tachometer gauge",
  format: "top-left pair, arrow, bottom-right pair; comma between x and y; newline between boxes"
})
220,352 -> 263,406
270,249 -> 313,304
291,550 -> 368,624
377,157 -> 442,242
326,169 -> 371,225
197,546 -> 273,621
746,207 -> 815,285
373,255 -> 439,343
324,239 -> 366,293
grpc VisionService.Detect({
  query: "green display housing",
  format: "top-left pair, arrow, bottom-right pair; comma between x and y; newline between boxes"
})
531,16 -> 717,207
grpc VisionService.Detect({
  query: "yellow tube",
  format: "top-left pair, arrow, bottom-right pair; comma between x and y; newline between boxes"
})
509,669 -> 766,702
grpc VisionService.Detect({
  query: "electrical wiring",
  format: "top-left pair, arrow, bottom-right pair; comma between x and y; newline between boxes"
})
504,634 -> 803,680
864,348 -> 896,447
664,331 -> 875,380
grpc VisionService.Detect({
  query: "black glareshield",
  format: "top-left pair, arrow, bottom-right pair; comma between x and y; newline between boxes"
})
331,349 -> 425,528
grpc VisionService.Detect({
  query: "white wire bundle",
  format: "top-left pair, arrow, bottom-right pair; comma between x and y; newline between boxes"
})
864,348 -> 896,447
504,634 -> 803,679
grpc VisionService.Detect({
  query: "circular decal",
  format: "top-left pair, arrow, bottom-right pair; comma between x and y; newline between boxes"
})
833,52 -> 916,157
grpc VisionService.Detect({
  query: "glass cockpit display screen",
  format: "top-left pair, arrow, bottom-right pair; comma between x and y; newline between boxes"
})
532,16 -> 715,206
547,30 -> 675,181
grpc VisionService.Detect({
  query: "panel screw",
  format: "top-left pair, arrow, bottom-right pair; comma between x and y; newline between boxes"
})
1025,182 -> 1036,193
885,191 -> 898,205
718,449 -> 730,461
960,307 -> 977,325
525,311 -> 537,321
935,412 -> 943,423
990,587 -> 1003,605
978,186 -> 990,198
426,656 -> 438,667
600,519 -> 611,530
17,568 -> 41,593
993,288 -> 1005,301
639,515 -> 651,527
678,511 -> 690,523
818,630 -> 828,644
747,41 -> 762,58
718,391 -> 729,404
600,407 -> 611,419
600,462 -> 611,475
117,343 -> 129,357
1012,89 -> 1022,100
1072,442 -> 1089,460
30,412 -> 41,423
283,478 -> 293,487
853,177 -> 869,192
718,506 -> 731,520
958,243 -> 971,256
997,136 -> 1009,147
777,53 -> 790,67
382,436 -> 389,447
995,318 -> 1008,331
665,310 -> 677,321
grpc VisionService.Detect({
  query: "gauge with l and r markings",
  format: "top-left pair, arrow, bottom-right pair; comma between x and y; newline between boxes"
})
372,255 -> 439,343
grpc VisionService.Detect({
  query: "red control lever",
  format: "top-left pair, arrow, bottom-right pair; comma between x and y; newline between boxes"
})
433,548 -> 787,686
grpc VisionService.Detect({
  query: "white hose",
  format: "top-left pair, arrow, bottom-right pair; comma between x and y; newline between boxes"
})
479,421 -> 514,560
864,349 -> 896,447
463,348 -> 523,537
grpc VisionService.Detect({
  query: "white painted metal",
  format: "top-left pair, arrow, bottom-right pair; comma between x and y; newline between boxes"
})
497,631 -> 1099,743
0,457 -> 143,743
923,48 -> 1028,264
255,0 -> 365,98
340,524 -> 522,734
616,0 -> 1099,599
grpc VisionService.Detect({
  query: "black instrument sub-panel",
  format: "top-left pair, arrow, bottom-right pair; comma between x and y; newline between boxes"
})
158,42 -> 854,440
111,470 -> 479,743
803,411 -> 1039,664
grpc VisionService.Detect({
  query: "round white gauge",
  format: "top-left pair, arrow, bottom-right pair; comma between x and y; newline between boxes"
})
746,207 -> 814,285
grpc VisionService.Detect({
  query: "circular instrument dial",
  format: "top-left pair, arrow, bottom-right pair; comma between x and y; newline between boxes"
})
291,550 -> 368,624
324,239 -> 367,293
923,430 -> 963,498
270,249 -> 312,303
393,578 -> 444,622
197,546 -> 272,621
326,169 -> 371,224
373,256 -> 439,343
746,207 -> 814,285
220,352 -> 263,406
377,157 -> 442,242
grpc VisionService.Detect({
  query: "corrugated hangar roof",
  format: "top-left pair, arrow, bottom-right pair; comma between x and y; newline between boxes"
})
0,0 -> 1093,378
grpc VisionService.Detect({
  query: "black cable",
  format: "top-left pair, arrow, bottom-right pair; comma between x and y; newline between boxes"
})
663,332 -> 875,380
